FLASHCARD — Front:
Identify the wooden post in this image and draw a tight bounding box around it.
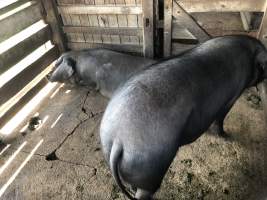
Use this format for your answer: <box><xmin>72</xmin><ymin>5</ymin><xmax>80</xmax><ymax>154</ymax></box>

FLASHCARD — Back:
<box><xmin>142</xmin><ymin>0</ymin><xmax>154</xmax><ymax>58</ymax></box>
<box><xmin>40</xmin><ymin>0</ymin><xmax>67</xmax><ymax>52</ymax></box>
<box><xmin>257</xmin><ymin>1</ymin><xmax>267</xmax><ymax>127</ymax></box>
<box><xmin>164</xmin><ymin>0</ymin><xmax>173</xmax><ymax>57</ymax></box>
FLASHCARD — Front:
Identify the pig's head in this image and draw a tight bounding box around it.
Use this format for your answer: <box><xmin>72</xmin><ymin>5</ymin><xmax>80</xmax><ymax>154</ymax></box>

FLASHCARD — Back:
<box><xmin>249</xmin><ymin>45</ymin><xmax>267</xmax><ymax>87</ymax></box>
<box><xmin>46</xmin><ymin>54</ymin><xmax>77</xmax><ymax>85</ymax></box>
<box><xmin>255</xmin><ymin>49</ymin><xmax>267</xmax><ymax>80</ymax></box>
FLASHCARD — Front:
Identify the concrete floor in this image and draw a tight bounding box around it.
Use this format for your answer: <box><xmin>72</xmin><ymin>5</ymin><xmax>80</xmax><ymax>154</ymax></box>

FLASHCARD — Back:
<box><xmin>0</xmin><ymin>85</ymin><xmax>266</xmax><ymax>200</ymax></box>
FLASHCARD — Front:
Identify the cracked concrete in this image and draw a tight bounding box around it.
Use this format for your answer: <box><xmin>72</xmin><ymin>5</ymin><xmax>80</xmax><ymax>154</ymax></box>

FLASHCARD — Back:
<box><xmin>0</xmin><ymin>86</ymin><xmax>266</xmax><ymax>200</ymax></box>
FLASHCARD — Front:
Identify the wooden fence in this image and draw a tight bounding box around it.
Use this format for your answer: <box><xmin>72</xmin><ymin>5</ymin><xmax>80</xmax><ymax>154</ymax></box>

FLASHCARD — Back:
<box><xmin>0</xmin><ymin>0</ymin><xmax>59</xmax><ymax>128</ymax></box>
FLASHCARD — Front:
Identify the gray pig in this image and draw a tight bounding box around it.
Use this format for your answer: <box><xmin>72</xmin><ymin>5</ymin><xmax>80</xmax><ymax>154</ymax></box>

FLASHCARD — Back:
<box><xmin>46</xmin><ymin>49</ymin><xmax>155</xmax><ymax>98</ymax></box>
<box><xmin>100</xmin><ymin>35</ymin><xmax>267</xmax><ymax>199</ymax></box>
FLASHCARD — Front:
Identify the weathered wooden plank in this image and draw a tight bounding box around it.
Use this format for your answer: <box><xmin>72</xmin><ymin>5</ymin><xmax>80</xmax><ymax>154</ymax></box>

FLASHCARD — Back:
<box><xmin>107</xmin><ymin>14</ymin><xmax>121</xmax><ymax>44</ymax></box>
<box><xmin>68</xmin><ymin>42</ymin><xmax>142</xmax><ymax>53</ymax></box>
<box><xmin>98</xmin><ymin>14</ymin><xmax>112</xmax><ymax>43</ymax></box>
<box><xmin>58</xmin><ymin>5</ymin><xmax>142</xmax><ymax>14</ymax></box>
<box><xmin>0</xmin><ymin>47</ymin><xmax>59</xmax><ymax>108</ymax></box>
<box><xmin>142</xmin><ymin>0</ymin><xmax>154</xmax><ymax>58</ymax></box>
<box><xmin>178</xmin><ymin>0</ymin><xmax>266</xmax><ymax>13</ymax></box>
<box><xmin>240</xmin><ymin>12</ymin><xmax>252</xmax><ymax>31</ymax></box>
<box><xmin>0</xmin><ymin>0</ymin><xmax>30</xmax><ymax>17</ymax></box>
<box><xmin>127</xmin><ymin>14</ymin><xmax>139</xmax><ymax>44</ymax></box>
<box><xmin>164</xmin><ymin>0</ymin><xmax>172</xmax><ymax>57</ymax></box>
<box><xmin>117</xmin><ymin>13</ymin><xmax>131</xmax><ymax>44</ymax></box>
<box><xmin>0</xmin><ymin>2</ymin><xmax>42</xmax><ymax>43</ymax></box>
<box><xmin>79</xmin><ymin>14</ymin><xmax>94</xmax><ymax>42</ymax></box>
<box><xmin>85</xmin><ymin>0</ymin><xmax>96</xmax><ymax>5</ymax></box>
<box><xmin>191</xmin><ymin>12</ymin><xmax>244</xmax><ymax>31</ymax></box>
<box><xmin>172</xmin><ymin>1</ymin><xmax>210</xmax><ymax>43</ymax></box>
<box><xmin>125</xmin><ymin>0</ymin><xmax>136</xmax><ymax>5</ymax></box>
<box><xmin>115</xmin><ymin>0</ymin><xmax>125</xmax><ymax>5</ymax></box>
<box><xmin>257</xmin><ymin>4</ymin><xmax>267</xmax><ymax>127</ymax></box>
<box><xmin>0</xmin><ymin>62</ymin><xmax>54</xmax><ymax>122</ymax></box>
<box><xmin>63</xmin><ymin>26</ymin><xmax>142</xmax><ymax>36</ymax></box>
<box><xmin>41</xmin><ymin>0</ymin><xmax>67</xmax><ymax>52</ymax></box>
<box><xmin>69</xmin><ymin>14</ymin><xmax>85</xmax><ymax>42</ymax></box>
<box><xmin>95</xmin><ymin>0</ymin><xmax>105</xmax><ymax>4</ymax></box>
<box><xmin>0</xmin><ymin>25</ymin><xmax>51</xmax><ymax>75</ymax></box>
<box><xmin>172</xmin><ymin>25</ymin><xmax>198</xmax><ymax>44</ymax></box>
<box><xmin>88</xmin><ymin>14</ymin><xmax>103</xmax><ymax>43</ymax></box>
<box><xmin>0</xmin><ymin>78</ymin><xmax>48</xmax><ymax>126</ymax></box>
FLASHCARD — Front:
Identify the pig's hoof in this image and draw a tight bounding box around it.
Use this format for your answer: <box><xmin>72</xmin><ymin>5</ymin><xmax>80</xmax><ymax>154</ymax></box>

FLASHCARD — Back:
<box><xmin>209</xmin><ymin>126</ymin><xmax>230</xmax><ymax>140</ymax></box>
<box><xmin>218</xmin><ymin>131</ymin><xmax>230</xmax><ymax>139</ymax></box>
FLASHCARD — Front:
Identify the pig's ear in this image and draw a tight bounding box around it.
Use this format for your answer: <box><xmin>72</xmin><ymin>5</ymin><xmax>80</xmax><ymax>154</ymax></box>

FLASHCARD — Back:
<box><xmin>65</xmin><ymin>58</ymin><xmax>76</xmax><ymax>78</ymax></box>
<box><xmin>256</xmin><ymin>50</ymin><xmax>267</xmax><ymax>71</ymax></box>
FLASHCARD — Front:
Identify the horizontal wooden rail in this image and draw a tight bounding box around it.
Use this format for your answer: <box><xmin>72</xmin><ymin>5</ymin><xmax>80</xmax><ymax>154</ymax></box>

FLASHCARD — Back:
<box><xmin>68</xmin><ymin>42</ymin><xmax>142</xmax><ymax>53</ymax></box>
<box><xmin>178</xmin><ymin>0</ymin><xmax>266</xmax><ymax>12</ymax></box>
<box><xmin>0</xmin><ymin>1</ymin><xmax>42</xmax><ymax>43</ymax></box>
<box><xmin>58</xmin><ymin>5</ymin><xmax>143</xmax><ymax>15</ymax></box>
<box><xmin>0</xmin><ymin>25</ymin><xmax>50</xmax><ymax>75</ymax></box>
<box><xmin>0</xmin><ymin>46</ymin><xmax>59</xmax><ymax>108</ymax></box>
<box><xmin>63</xmin><ymin>26</ymin><xmax>143</xmax><ymax>36</ymax></box>
<box><xmin>0</xmin><ymin>0</ymin><xmax>30</xmax><ymax>16</ymax></box>
<box><xmin>0</xmin><ymin>78</ymin><xmax>47</xmax><ymax>127</ymax></box>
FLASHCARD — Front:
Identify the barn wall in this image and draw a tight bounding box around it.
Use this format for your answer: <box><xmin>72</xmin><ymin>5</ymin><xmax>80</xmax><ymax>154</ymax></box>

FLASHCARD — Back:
<box><xmin>51</xmin><ymin>0</ymin><xmax>155</xmax><ymax>57</ymax></box>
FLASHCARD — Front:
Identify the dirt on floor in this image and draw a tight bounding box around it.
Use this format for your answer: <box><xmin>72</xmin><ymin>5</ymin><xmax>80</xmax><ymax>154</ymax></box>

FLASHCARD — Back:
<box><xmin>0</xmin><ymin>85</ymin><xmax>266</xmax><ymax>200</ymax></box>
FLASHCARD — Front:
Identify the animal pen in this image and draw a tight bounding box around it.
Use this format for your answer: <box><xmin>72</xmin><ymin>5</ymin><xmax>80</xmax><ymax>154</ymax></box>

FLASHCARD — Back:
<box><xmin>0</xmin><ymin>0</ymin><xmax>267</xmax><ymax>199</ymax></box>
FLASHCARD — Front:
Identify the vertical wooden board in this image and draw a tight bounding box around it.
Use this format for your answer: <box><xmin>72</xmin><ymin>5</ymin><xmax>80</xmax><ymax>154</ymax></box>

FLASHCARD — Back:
<box><xmin>125</xmin><ymin>0</ymin><xmax>136</xmax><ymax>5</ymax></box>
<box><xmin>41</xmin><ymin>0</ymin><xmax>67</xmax><ymax>52</ymax></box>
<box><xmin>136</xmin><ymin>0</ymin><xmax>141</xmax><ymax>5</ymax></box>
<box><xmin>104</xmin><ymin>0</ymin><xmax>115</xmax><ymax>4</ymax></box>
<box><xmin>137</xmin><ymin>14</ymin><xmax>143</xmax><ymax>44</ymax></box>
<box><xmin>142</xmin><ymin>0</ymin><xmax>154</xmax><ymax>58</ymax></box>
<box><xmin>85</xmin><ymin>0</ymin><xmax>102</xmax><ymax>43</ymax></box>
<box><xmin>137</xmin><ymin>14</ymin><xmax>143</xmax><ymax>27</ymax></box>
<box><xmin>115</xmin><ymin>0</ymin><xmax>125</xmax><ymax>4</ymax></box>
<box><xmin>98</xmin><ymin>14</ymin><xmax>111</xmax><ymax>43</ymax></box>
<box><xmin>127</xmin><ymin>15</ymin><xmax>138</xmax><ymax>27</ymax></box>
<box><xmin>67</xmin><ymin>33</ymin><xmax>78</xmax><ymax>42</ymax></box>
<box><xmin>56</xmin><ymin>0</ymin><xmax>64</xmax><ymax>4</ymax></box>
<box><xmin>84</xmin><ymin>0</ymin><xmax>95</xmax><ymax>4</ymax></box>
<box><xmin>79</xmin><ymin>14</ymin><xmax>90</xmax><ymax>26</ymax></box>
<box><xmin>95</xmin><ymin>0</ymin><xmax>105</xmax><ymax>4</ymax></box>
<box><xmin>117</xmin><ymin>14</ymin><xmax>130</xmax><ymax>44</ymax></box>
<box><xmin>84</xmin><ymin>33</ymin><xmax>94</xmax><ymax>43</ymax></box>
<box><xmin>71</xmin><ymin>15</ymin><xmax>85</xmax><ymax>42</ymax></box>
<box><xmin>164</xmin><ymin>0</ymin><xmax>172</xmax><ymax>57</ymax></box>
<box><xmin>115</xmin><ymin>0</ymin><xmax>128</xmax><ymax>43</ymax></box>
<box><xmin>128</xmin><ymin>14</ymin><xmax>139</xmax><ymax>44</ymax></box>
<box><xmin>108</xmin><ymin>15</ymin><xmax>120</xmax><ymax>44</ymax></box>
<box><xmin>75</xmin><ymin>0</ymin><xmax>85</xmax><ymax>4</ymax></box>
<box><xmin>88</xmin><ymin>15</ymin><xmax>102</xmax><ymax>43</ymax></box>
<box><xmin>70</xmin><ymin>14</ymin><xmax>81</xmax><ymax>26</ymax></box>
<box><xmin>80</xmin><ymin>14</ymin><xmax>94</xmax><ymax>43</ymax></box>
<box><xmin>62</xmin><ymin>14</ymin><xmax>72</xmax><ymax>25</ymax></box>
<box><xmin>61</xmin><ymin>14</ymin><xmax>67</xmax><ymax>25</ymax></box>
